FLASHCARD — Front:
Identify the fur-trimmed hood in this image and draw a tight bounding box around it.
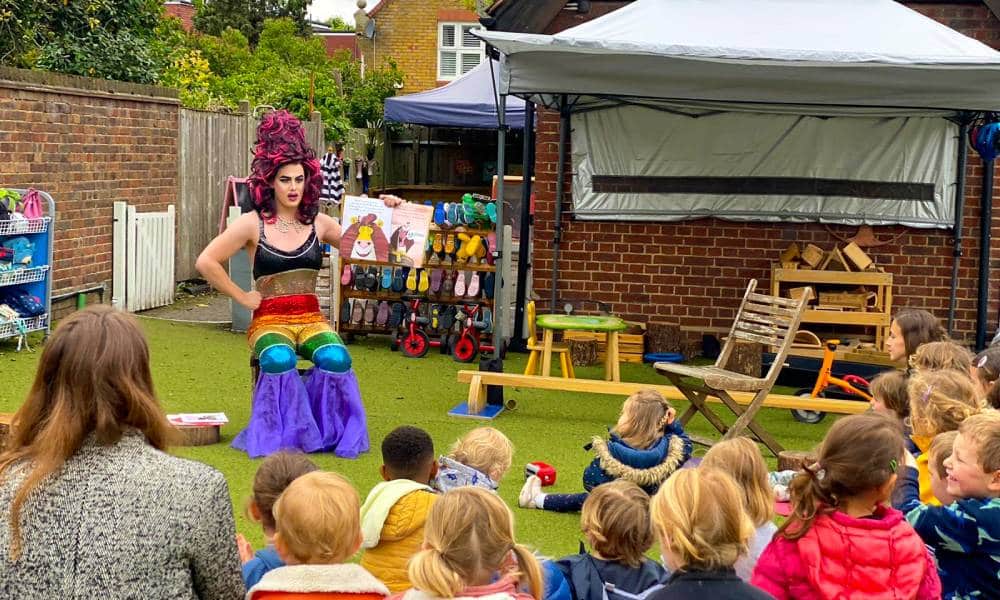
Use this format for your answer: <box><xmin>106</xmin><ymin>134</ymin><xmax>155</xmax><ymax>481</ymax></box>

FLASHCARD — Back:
<box><xmin>588</xmin><ymin>431</ymin><xmax>690</xmax><ymax>488</ymax></box>
<box><xmin>248</xmin><ymin>564</ymin><xmax>389</xmax><ymax>599</ymax></box>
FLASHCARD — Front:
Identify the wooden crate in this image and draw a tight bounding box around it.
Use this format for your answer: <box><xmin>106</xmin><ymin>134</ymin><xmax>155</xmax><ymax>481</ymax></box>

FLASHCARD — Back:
<box><xmin>562</xmin><ymin>330</ymin><xmax>646</xmax><ymax>363</ymax></box>
<box><xmin>818</xmin><ymin>291</ymin><xmax>872</xmax><ymax>311</ymax></box>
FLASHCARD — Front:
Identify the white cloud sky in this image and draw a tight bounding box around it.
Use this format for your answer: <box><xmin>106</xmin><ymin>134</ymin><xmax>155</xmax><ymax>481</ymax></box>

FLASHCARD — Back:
<box><xmin>306</xmin><ymin>0</ymin><xmax>367</xmax><ymax>25</ymax></box>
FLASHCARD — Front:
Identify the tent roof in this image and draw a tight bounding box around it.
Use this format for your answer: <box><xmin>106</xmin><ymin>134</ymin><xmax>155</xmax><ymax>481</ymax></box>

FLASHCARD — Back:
<box><xmin>383</xmin><ymin>59</ymin><xmax>527</xmax><ymax>129</ymax></box>
<box><xmin>478</xmin><ymin>0</ymin><xmax>1000</xmax><ymax>113</ymax></box>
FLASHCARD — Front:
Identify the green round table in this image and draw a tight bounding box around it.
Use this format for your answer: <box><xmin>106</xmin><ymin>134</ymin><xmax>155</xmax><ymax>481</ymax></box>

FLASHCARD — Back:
<box><xmin>535</xmin><ymin>314</ymin><xmax>628</xmax><ymax>381</ymax></box>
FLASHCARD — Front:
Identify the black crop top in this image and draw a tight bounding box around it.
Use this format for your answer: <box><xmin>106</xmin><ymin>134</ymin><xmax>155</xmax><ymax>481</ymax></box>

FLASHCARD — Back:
<box><xmin>253</xmin><ymin>217</ymin><xmax>322</xmax><ymax>279</ymax></box>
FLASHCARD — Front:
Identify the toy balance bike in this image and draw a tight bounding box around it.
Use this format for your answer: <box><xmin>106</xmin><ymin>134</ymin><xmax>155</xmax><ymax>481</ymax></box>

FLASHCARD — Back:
<box><xmin>791</xmin><ymin>339</ymin><xmax>873</xmax><ymax>424</ymax></box>
<box><xmin>393</xmin><ymin>296</ymin><xmax>445</xmax><ymax>358</ymax></box>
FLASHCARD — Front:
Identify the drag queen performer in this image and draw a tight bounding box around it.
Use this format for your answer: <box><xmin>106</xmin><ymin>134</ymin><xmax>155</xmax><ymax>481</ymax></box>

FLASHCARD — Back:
<box><xmin>196</xmin><ymin>110</ymin><xmax>404</xmax><ymax>458</ymax></box>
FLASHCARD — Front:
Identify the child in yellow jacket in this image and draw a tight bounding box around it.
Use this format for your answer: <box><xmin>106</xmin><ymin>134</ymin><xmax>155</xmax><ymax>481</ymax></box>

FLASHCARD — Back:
<box><xmin>361</xmin><ymin>426</ymin><xmax>439</xmax><ymax>592</ymax></box>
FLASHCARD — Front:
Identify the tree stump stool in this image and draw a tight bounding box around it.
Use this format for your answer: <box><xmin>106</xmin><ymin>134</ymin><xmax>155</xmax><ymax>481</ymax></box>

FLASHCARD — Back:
<box><xmin>778</xmin><ymin>450</ymin><xmax>816</xmax><ymax>472</ymax></box>
<box><xmin>174</xmin><ymin>425</ymin><xmax>222</xmax><ymax>446</ymax></box>
<box><xmin>568</xmin><ymin>339</ymin><xmax>599</xmax><ymax>366</ymax></box>
<box><xmin>646</xmin><ymin>322</ymin><xmax>683</xmax><ymax>354</ymax></box>
<box><xmin>723</xmin><ymin>340</ymin><xmax>763</xmax><ymax>377</ymax></box>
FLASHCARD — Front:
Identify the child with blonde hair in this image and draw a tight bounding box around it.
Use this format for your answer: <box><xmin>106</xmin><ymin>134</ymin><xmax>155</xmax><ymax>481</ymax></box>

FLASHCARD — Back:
<box><xmin>752</xmin><ymin>413</ymin><xmax>940</xmax><ymax>599</ymax></box>
<box><xmin>649</xmin><ymin>468</ymin><xmax>772</xmax><ymax>599</ymax></box>
<box><xmin>238</xmin><ymin>452</ymin><xmax>320</xmax><ymax>589</ymax></box>
<box><xmin>896</xmin><ymin>410</ymin><xmax>1000</xmax><ymax>599</ymax></box>
<box><xmin>247</xmin><ymin>471</ymin><xmax>390</xmax><ymax>600</ymax></box>
<box><xmin>971</xmin><ymin>347</ymin><xmax>1000</xmax><ymax>408</ymax></box>
<box><xmin>394</xmin><ymin>486</ymin><xmax>543</xmax><ymax>600</ymax></box>
<box><xmin>549</xmin><ymin>481</ymin><xmax>666</xmax><ymax>600</ymax></box>
<box><xmin>927</xmin><ymin>431</ymin><xmax>959</xmax><ymax>506</ymax></box>
<box><xmin>909</xmin><ymin>340</ymin><xmax>973</xmax><ymax>374</ymax></box>
<box><xmin>701</xmin><ymin>437</ymin><xmax>776</xmax><ymax>582</ymax></box>
<box><xmin>908</xmin><ymin>368</ymin><xmax>981</xmax><ymax>504</ymax></box>
<box><xmin>520</xmin><ymin>389</ymin><xmax>692</xmax><ymax>513</ymax></box>
<box><xmin>434</xmin><ymin>426</ymin><xmax>514</xmax><ymax>493</ymax></box>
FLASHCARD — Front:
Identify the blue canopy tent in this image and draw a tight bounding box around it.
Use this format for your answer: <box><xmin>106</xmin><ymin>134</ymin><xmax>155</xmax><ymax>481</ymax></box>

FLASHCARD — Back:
<box><xmin>384</xmin><ymin>59</ymin><xmax>526</xmax><ymax>129</ymax></box>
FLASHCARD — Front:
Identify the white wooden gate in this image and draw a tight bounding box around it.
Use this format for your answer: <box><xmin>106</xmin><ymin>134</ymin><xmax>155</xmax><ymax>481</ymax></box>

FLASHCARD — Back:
<box><xmin>112</xmin><ymin>202</ymin><xmax>176</xmax><ymax>312</ymax></box>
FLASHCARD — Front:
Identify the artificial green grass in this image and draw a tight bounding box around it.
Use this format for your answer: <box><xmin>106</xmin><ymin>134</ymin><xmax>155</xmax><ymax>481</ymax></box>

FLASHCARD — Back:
<box><xmin>0</xmin><ymin>318</ymin><xmax>836</xmax><ymax>558</ymax></box>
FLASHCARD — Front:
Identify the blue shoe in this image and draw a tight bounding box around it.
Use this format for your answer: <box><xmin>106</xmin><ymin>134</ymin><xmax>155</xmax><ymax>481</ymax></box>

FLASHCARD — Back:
<box><xmin>482</xmin><ymin>272</ymin><xmax>495</xmax><ymax>299</ymax></box>
<box><xmin>485</xmin><ymin>202</ymin><xmax>497</xmax><ymax>223</ymax></box>
<box><xmin>381</xmin><ymin>267</ymin><xmax>392</xmax><ymax>290</ymax></box>
<box><xmin>446</xmin><ymin>202</ymin><xmax>460</xmax><ymax>227</ymax></box>
<box><xmin>433</xmin><ymin>202</ymin><xmax>446</xmax><ymax>226</ymax></box>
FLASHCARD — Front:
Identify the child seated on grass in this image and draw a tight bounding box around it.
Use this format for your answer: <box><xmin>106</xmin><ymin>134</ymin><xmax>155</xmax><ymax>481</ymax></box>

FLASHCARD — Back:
<box><xmin>434</xmin><ymin>426</ymin><xmax>514</xmax><ymax>493</ymax></box>
<box><xmin>701</xmin><ymin>437</ymin><xmax>776</xmax><ymax>582</ymax></box>
<box><xmin>650</xmin><ymin>468</ymin><xmax>773</xmax><ymax>599</ymax></box>
<box><xmin>869</xmin><ymin>370</ymin><xmax>919</xmax><ymax>454</ymax></box>
<box><xmin>752</xmin><ymin>413</ymin><xmax>941</xmax><ymax>599</ymax></box>
<box><xmin>361</xmin><ymin>426</ymin><xmax>439</xmax><ymax>593</ymax></box>
<box><xmin>927</xmin><ymin>431</ymin><xmax>959</xmax><ymax>506</ymax></box>
<box><xmin>237</xmin><ymin>452</ymin><xmax>319</xmax><ymax>589</ymax></box>
<box><xmin>972</xmin><ymin>347</ymin><xmax>1000</xmax><ymax>409</ymax></box>
<box><xmin>394</xmin><ymin>486</ymin><xmax>543</xmax><ymax>600</ymax></box>
<box><xmin>550</xmin><ymin>480</ymin><xmax>666</xmax><ymax>600</ymax></box>
<box><xmin>909</xmin><ymin>341</ymin><xmax>973</xmax><ymax>374</ymax></box>
<box><xmin>520</xmin><ymin>389</ymin><xmax>691</xmax><ymax>513</ymax></box>
<box><xmin>908</xmin><ymin>369</ymin><xmax>981</xmax><ymax>504</ymax></box>
<box><xmin>897</xmin><ymin>411</ymin><xmax>1000</xmax><ymax>599</ymax></box>
<box><xmin>248</xmin><ymin>471</ymin><xmax>390</xmax><ymax>600</ymax></box>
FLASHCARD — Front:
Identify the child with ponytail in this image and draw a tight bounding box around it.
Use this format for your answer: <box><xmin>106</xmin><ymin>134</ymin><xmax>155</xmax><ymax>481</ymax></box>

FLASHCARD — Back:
<box><xmin>971</xmin><ymin>347</ymin><xmax>1000</xmax><ymax>409</ymax></box>
<box><xmin>395</xmin><ymin>486</ymin><xmax>543</xmax><ymax>600</ymax></box>
<box><xmin>520</xmin><ymin>389</ymin><xmax>692</xmax><ymax>513</ymax></box>
<box><xmin>751</xmin><ymin>413</ymin><xmax>941</xmax><ymax>600</ymax></box>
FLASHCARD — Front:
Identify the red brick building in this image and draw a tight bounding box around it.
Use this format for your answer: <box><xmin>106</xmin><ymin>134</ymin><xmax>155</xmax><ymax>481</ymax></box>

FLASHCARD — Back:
<box><xmin>486</xmin><ymin>0</ymin><xmax>1000</xmax><ymax>348</ymax></box>
<box><xmin>163</xmin><ymin>0</ymin><xmax>196</xmax><ymax>31</ymax></box>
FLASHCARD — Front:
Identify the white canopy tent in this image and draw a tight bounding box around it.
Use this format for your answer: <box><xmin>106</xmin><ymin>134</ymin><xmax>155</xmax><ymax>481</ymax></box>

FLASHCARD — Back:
<box><xmin>475</xmin><ymin>0</ymin><xmax>1000</xmax><ymax>343</ymax></box>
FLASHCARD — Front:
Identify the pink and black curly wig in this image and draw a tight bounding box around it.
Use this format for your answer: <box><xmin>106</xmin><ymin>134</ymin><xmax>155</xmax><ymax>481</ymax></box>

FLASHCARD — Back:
<box><xmin>248</xmin><ymin>110</ymin><xmax>322</xmax><ymax>224</ymax></box>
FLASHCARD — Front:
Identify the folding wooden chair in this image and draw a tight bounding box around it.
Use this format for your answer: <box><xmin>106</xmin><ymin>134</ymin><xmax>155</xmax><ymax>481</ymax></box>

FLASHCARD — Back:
<box><xmin>654</xmin><ymin>279</ymin><xmax>811</xmax><ymax>456</ymax></box>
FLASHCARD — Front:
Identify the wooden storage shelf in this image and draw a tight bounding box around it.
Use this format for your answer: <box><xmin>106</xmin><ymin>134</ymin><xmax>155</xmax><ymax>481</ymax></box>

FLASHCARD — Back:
<box><xmin>340</xmin><ymin>258</ymin><xmax>496</xmax><ymax>272</ymax></box>
<box><xmin>770</xmin><ymin>266</ymin><xmax>893</xmax><ymax>355</ymax></box>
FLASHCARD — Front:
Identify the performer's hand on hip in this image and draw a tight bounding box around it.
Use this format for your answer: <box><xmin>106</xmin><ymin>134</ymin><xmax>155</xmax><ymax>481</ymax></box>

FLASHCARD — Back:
<box><xmin>240</xmin><ymin>290</ymin><xmax>262</xmax><ymax>311</ymax></box>
<box><xmin>379</xmin><ymin>194</ymin><xmax>407</xmax><ymax>208</ymax></box>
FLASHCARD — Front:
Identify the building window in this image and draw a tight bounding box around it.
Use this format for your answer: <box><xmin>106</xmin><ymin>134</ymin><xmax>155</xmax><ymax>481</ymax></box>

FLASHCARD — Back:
<box><xmin>438</xmin><ymin>22</ymin><xmax>484</xmax><ymax>80</ymax></box>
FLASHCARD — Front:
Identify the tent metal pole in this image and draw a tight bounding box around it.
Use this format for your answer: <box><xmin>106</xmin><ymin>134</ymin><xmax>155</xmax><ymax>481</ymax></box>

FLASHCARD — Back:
<box><xmin>493</xmin><ymin>94</ymin><xmax>508</xmax><ymax>354</ymax></box>
<box><xmin>977</xmin><ymin>158</ymin><xmax>993</xmax><ymax>350</ymax></box>
<box><xmin>948</xmin><ymin>120</ymin><xmax>970</xmax><ymax>336</ymax></box>
<box><xmin>550</xmin><ymin>95</ymin><xmax>569</xmax><ymax>312</ymax></box>
<box><xmin>382</xmin><ymin>119</ymin><xmax>388</xmax><ymax>192</ymax></box>
<box><xmin>510</xmin><ymin>101</ymin><xmax>536</xmax><ymax>353</ymax></box>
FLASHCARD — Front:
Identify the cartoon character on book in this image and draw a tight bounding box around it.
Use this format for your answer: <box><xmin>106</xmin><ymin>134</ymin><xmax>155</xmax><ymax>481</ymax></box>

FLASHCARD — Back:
<box><xmin>196</xmin><ymin>110</ymin><xmax>405</xmax><ymax>459</ymax></box>
<box><xmin>344</xmin><ymin>214</ymin><xmax>389</xmax><ymax>262</ymax></box>
<box><xmin>389</xmin><ymin>222</ymin><xmax>415</xmax><ymax>265</ymax></box>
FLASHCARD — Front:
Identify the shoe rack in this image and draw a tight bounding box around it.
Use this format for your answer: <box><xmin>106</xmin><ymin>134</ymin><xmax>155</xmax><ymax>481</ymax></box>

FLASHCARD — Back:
<box><xmin>335</xmin><ymin>208</ymin><xmax>498</xmax><ymax>342</ymax></box>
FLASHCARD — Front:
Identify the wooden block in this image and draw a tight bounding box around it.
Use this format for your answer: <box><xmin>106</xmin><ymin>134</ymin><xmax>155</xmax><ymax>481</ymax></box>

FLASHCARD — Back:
<box><xmin>801</xmin><ymin>244</ymin><xmax>824</xmax><ymax>268</ymax></box>
<box><xmin>779</xmin><ymin>242</ymin><xmax>801</xmax><ymax>264</ymax></box>
<box><xmin>646</xmin><ymin>322</ymin><xmax>683</xmax><ymax>354</ymax></box>
<box><xmin>174</xmin><ymin>424</ymin><xmax>221</xmax><ymax>446</ymax></box>
<box><xmin>818</xmin><ymin>246</ymin><xmax>851</xmax><ymax>271</ymax></box>
<box><xmin>568</xmin><ymin>339</ymin><xmax>599</xmax><ymax>366</ymax></box>
<box><xmin>778</xmin><ymin>450</ymin><xmax>816</xmax><ymax>472</ymax></box>
<box><xmin>818</xmin><ymin>291</ymin><xmax>871</xmax><ymax>311</ymax></box>
<box><xmin>787</xmin><ymin>286</ymin><xmax>814</xmax><ymax>302</ymax></box>
<box><xmin>0</xmin><ymin>413</ymin><xmax>11</xmax><ymax>450</ymax></box>
<box><xmin>780</xmin><ymin>261</ymin><xmax>799</xmax><ymax>270</ymax></box>
<box><xmin>842</xmin><ymin>242</ymin><xmax>874</xmax><ymax>271</ymax></box>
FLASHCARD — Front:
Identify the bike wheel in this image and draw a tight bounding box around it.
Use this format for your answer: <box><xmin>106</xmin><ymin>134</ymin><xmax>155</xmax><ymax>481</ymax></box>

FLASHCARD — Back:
<box><xmin>452</xmin><ymin>335</ymin><xmax>479</xmax><ymax>363</ymax></box>
<box><xmin>791</xmin><ymin>388</ymin><xmax>827</xmax><ymax>424</ymax></box>
<box><xmin>401</xmin><ymin>330</ymin><xmax>430</xmax><ymax>358</ymax></box>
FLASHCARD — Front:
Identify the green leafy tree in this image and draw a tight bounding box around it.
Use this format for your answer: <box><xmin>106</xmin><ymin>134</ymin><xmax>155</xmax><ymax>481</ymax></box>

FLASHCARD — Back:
<box><xmin>194</xmin><ymin>0</ymin><xmax>311</xmax><ymax>46</ymax></box>
<box><xmin>2</xmin><ymin>0</ymin><xmax>164</xmax><ymax>83</ymax></box>
<box><xmin>326</xmin><ymin>16</ymin><xmax>353</xmax><ymax>32</ymax></box>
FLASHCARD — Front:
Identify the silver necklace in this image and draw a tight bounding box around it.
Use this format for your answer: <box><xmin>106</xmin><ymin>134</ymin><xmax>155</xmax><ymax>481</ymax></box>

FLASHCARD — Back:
<box><xmin>275</xmin><ymin>215</ymin><xmax>305</xmax><ymax>234</ymax></box>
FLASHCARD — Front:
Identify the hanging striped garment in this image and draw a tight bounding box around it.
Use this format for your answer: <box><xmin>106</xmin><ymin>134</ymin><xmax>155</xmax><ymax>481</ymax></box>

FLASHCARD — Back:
<box><xmin>320</xmin><ymin>152</ymin><xmax>345</xmax><ymax>204</ymax></box>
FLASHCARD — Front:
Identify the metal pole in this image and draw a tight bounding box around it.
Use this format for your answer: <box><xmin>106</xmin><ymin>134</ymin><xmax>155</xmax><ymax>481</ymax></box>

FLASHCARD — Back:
<box><xmin>948</xmin><ymin>119</ymin><xmax>970</xmax><ymax>336</ymax></box>
<box><xmin>550</xmin><ymin>95</ymin><xmax>568</xmax><ymax>312</ymax></box>
<box><xmin>510</xmin><ymin>101</ymin><xmax>536</xmax><ymax>353</ymax></box>
<box><xmin>977</xmin><ymin>158</ymin><xmax>994</xmax><ymax>350</ymax></box>
<box><xmin>493</xmin><ymin>94</ymin><xmax>508</xmax><ymax>354</ymax></box>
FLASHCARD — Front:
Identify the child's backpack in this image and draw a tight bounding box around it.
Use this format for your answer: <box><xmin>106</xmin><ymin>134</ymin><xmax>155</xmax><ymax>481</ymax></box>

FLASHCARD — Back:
<box><xmin>18</xmin><ymin>188</ymin><xmax>43</xmax><ymax>220</ymax></box>
<box><xmin>601</xmin><ymin>583</ymin><xmax>666</xmax><ymax>600</ymax></box>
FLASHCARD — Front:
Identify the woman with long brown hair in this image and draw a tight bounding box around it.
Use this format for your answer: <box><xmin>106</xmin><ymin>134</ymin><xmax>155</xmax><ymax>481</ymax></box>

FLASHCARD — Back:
<box><xmin>0</xmin><ymin>306</ymin><xmax>243</xmax><ymax>599</ymax></box>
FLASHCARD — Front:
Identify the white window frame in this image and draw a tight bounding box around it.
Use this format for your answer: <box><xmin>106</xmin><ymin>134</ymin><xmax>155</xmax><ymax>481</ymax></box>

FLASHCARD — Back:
<box><xmin>437</xmin><ymin>22</ymin><xmax>485</xmax><ymax>81</ymax></box>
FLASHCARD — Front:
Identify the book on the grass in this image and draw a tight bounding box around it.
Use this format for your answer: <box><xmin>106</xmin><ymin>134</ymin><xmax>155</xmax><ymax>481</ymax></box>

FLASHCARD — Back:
<box><xmin>340</xmin><ymin>195</ymin><xmax>433</xmax><ymax>267</ymax></box>
<box><xmin>167</xmin><ymin>413</ymin><xmax>229</xmax><ymax>427</ymax></box>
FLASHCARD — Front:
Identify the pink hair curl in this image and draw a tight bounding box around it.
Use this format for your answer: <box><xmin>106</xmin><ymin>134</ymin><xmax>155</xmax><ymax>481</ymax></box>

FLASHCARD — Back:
<box><xmin>248</xmin><ymin>110</ymin><xmax>322</xmax><ymax>224</ymax></box>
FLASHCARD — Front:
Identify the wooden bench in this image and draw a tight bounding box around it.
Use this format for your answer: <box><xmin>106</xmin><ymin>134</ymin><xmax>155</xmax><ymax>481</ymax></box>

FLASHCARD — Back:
<box><xmin>457</xmin><ymin>370</ymin><xmax>869</xmax><ymax>417</ymax></box>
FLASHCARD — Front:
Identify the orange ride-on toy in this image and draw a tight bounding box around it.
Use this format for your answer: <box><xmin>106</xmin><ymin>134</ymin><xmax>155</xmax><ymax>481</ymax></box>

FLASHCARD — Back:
<box><xmin>449</xmin><ymin>302</ymin><xmax>495</xmax><ymax>363</ymax></box>
<box><xmin>791</xmin><ymin>339</ymin><xmax>873</xmax><ymax>424</ymax></box>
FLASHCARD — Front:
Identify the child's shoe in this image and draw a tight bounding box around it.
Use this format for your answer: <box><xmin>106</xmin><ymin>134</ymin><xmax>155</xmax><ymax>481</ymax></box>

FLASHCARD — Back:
<box><xmin>518</xmin><ymin>475</ymin><xmax>543</xmax><ymax>509</ymax></box>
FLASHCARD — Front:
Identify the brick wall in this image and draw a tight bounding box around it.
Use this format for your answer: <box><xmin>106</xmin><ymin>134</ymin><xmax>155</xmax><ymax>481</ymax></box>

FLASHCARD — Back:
<box><xmin>164</xmin><ymin>1</ymin><xmax>196</xmax><ymax>31</ymax></box>
<box><xmin>357</xmin><ymin>1</ymin><xmax>480</xmax><ymax>93</ymax></box>
<box><xmin>530</xmin><ymin>2</ymin><xmax>1000</xmax><ymax>345</ymax></box>
<box><xmin>0</xmin><ymin>68</ymin><xmax>179</xmax><ymax>317</ymax></box>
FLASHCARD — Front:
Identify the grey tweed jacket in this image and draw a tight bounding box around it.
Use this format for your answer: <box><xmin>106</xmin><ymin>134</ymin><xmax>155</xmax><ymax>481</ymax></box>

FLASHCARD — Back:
<box><xmin>0</xmin><ymin>430</ymin><xmax>244</xmax><ymax>599</ymax></box>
